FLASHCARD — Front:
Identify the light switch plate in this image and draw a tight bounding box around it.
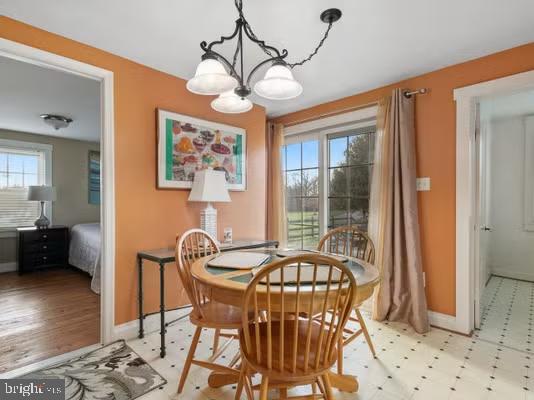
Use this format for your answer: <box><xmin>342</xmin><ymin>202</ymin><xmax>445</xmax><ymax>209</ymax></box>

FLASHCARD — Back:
<box><xmin>416</xmin><ymin>177</ymin><xmax>431</xmax><ymax>191</ymax></box>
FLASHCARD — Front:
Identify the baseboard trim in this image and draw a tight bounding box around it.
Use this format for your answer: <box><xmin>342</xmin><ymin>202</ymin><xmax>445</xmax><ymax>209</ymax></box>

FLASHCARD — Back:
<box><xmin>0</xmin><ymin>262</ymin><xmax>16</xmax><ymax>274</ymax></box>
<box><xmin>113</xmin><ymin>307</ymin><xmax>192</xmax><ymax>341</ymax></box>
<box><xmin>428</xmin><ymin>310</ymin><xmax>461</xmax><ymax>333</ymax></box>
<box><xmin>491</xmin><ymin>267</ymin><xmax>534</xmax><ymax>282</ymax></box>
<box><xmin>113</xmin><ymin>307</ymin><xmax>463</xmax><ymax>341</ymax></box>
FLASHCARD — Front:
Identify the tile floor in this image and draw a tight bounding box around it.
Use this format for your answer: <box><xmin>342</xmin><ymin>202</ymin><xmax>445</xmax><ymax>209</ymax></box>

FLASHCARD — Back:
<box><xmin>128</xmin><ymin>309</ymin><xmax>531</xmax><ymax>400</ymax></box>
<box><xmin>478</xmin><ymin>275</ymin><xmax>533</xmax><ymax>352</ymax></box>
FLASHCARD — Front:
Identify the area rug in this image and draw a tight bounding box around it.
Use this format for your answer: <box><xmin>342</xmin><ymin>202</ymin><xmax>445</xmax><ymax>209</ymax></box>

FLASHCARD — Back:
<box><xmin>21</xmin><ymin>340</ymin><xmax>166</xmax><ymax>400</ymax></box>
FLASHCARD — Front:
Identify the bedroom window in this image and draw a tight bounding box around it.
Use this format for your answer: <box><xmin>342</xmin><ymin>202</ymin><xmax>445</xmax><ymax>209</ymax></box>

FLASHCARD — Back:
<box><xmin>0</xmin><ymin>139</ymin><xmax>52</xmax><ymax>230</ymax></box>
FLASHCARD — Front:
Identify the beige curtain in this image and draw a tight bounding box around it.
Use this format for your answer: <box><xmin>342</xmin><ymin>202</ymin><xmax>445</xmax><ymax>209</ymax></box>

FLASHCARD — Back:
<box><xmin>369</xmin><ymin>89</ymin><xmax>430</xmax><ymax>333</ymax></box>
<box><xmin>266</xmin><ymin>122</ymin><xmax>287</xmax><ymax>246</ymax></box>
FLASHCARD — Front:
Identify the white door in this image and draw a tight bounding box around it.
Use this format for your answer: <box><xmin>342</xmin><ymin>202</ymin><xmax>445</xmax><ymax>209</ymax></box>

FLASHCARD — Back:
<box><xmin>475</xmin><ymin>114</ymin><xmax>493</xmax><ymax>329</ymax></box>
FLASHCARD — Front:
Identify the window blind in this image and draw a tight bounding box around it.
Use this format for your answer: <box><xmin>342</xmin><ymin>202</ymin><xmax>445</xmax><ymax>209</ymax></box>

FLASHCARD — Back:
<box><xmin>0</xmin><ymin>147</ymin><xmax>45</xmax><ymax>229</ymax></box>
<box><xmin>0</xmin><ymin>188</ymin><xmax>39</xmax><ymax>228</ymax></box>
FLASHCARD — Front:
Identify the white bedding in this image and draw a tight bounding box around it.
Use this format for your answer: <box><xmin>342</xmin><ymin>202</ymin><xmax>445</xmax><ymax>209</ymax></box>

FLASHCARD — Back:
<box><xmin>69</xmin><ymin>223</ymin><xmax>101</xmax><ymax>294</ymax></box>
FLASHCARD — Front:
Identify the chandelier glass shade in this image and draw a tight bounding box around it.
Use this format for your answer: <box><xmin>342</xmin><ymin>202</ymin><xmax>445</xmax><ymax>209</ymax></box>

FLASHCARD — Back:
<box><xmin>211</xmin><ymin>90</ymin><xmax>253</xmax><ymax>114</ymax></box>
<box><xmin>253</xmin><ymin>62</ymin><xmax>303</xmax><ymax>100</ymax></box>
<box><xmin>186</xmin><ymin>0</ymin><xmax>341</xmax><ymax>113</ymax></box>
<box><xmin>186</xmin><ymin>58</ymin><xmax>238</xmax><ymax>95</ymax></box>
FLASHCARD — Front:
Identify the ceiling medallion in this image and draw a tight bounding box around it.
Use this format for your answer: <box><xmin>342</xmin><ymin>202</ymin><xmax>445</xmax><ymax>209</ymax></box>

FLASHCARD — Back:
<box><xmin>187</xmin><ymin>0</ymin><xmax>342</xmax><ymax>114</ymax></box>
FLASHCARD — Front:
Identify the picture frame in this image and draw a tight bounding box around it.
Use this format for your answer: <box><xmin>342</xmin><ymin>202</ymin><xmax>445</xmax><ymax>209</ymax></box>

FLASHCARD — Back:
<box><xmin>157</xmin><ymin>109</ymin><xmax>247</xmax><ymax>191</ymax></box>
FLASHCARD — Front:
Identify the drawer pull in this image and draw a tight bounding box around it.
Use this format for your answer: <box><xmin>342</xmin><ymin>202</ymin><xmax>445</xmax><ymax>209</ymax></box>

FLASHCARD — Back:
<box><xmin>42</xmin><ymin>245</ymin><xmax>47</xmax><ymax>250</ymax></box>
<box><xmin>42</xmin><ymin>256</ymin><xmax>47</xmax><ymax>260</ymax></box>
<box><xmin>42</xmin><ymin>234</ymin><xmax>48</xmax><ymax>239</ymax></box>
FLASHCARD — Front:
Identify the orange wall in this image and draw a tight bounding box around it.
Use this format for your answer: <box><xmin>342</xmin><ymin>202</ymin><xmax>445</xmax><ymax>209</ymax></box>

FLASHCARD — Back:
<box><xmin>273</xmin><ymin>42</ymin><xmax>534</xmax><ymax>316</ymax></box>
<box><xmin>0</xmin><ymin>17</ymin><xmax>267</xmax><ymax>325</ymax></box>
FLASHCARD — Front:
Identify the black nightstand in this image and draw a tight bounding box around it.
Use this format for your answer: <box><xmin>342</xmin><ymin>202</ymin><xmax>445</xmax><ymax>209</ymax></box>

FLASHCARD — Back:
<box><xmin>17</xmin><ymin>226</ymin><xmax>69</xmax><ymax>274</ymax></box>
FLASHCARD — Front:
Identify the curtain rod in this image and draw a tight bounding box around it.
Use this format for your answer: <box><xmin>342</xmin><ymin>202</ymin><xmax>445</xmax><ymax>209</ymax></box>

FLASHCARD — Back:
<box><xmin>281</xmin><ymin>88</ymin><xmax>428</xmax><ymax>127</ymax></box>
<box><xmin>404</xmin><ymin>88</ymin><xmax>428</xmax><ymax>98</ymax></box>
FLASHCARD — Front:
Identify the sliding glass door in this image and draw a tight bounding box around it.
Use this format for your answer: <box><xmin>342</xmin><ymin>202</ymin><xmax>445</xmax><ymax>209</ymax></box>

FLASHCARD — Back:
<box><xmin>283</xmin><ymin>124</ymin><xmax>375</xmax><ymax>249</ymax></box>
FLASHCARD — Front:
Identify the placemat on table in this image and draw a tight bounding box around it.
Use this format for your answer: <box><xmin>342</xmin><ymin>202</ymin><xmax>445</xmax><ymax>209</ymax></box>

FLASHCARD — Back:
<box><xmin>208</xmin><ymin>251</ymin><xmax>271</xmax><ymax>269</ymax></box>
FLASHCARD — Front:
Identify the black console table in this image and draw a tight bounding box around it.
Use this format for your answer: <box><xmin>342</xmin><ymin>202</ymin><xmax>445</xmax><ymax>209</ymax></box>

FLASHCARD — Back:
<box><xmin>137</xmin><ymin>239</ymin><xmax>279</xmax><ymax>357</ymax></box>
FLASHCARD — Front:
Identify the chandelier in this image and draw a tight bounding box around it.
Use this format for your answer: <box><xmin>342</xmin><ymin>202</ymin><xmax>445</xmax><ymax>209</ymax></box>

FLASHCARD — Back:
<box><xmin>186</xmin><ymin>0</ymin><xmax>342</xmax><ymax>114</ymax></box>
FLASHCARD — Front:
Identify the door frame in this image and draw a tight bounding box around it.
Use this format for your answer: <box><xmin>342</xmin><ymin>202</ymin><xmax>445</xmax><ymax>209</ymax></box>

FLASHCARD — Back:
<box><xmin>0</xmin><ymin>38</ymin><xmax>116</xmax><ymax>344</ymax></box>
<box><xmin>454</xmin><ymin>69</ymin><xmax>534</xmax><ymax>335</ymax></box>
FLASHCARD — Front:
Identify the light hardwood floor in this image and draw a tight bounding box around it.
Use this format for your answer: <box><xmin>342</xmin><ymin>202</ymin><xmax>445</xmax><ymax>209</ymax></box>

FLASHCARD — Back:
<box><xmin>0</xmin><ymin>268</ymin><xmax>100</xmax><ymax>373</ymax></box>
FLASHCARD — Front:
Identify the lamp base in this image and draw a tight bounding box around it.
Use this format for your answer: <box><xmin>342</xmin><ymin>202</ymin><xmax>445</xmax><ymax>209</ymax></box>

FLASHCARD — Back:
<box><xmin>34</xmin><ymin>201</ymin><xmax>50</xmax><ymax>229</ymax></box>
<box><xmin>200</xmin><ymin>203</ymin><xmax>218</xmax><ymax>242</ymax></box>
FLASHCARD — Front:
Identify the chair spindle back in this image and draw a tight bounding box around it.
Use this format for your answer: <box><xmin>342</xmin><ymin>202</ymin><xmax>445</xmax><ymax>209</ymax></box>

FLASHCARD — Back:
<box><xmin>317</xmin><ymin>225</ymin><xmax>375</xmax><ymax>263</ymax></box>
<box><xmin>241</xmin><ymin>254</ymin><xmax>357</xmax><ymax>374</ymax></box>
<box><xmin>176</xmin><ymin>229</ymin><xmax>220</xmax><ymax>317</ymax></box>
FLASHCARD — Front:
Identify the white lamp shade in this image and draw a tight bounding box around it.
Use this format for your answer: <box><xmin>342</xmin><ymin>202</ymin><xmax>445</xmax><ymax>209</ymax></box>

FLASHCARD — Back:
<box><xmin>27</xmin><ymin>185</ymin><xmax>56</xmax><ymax>202</ymax></box>
<box><xmin>186</xmin><ymin>58</ymin><xmax>238</xmax><ymax>95</ymax></box>
<box><xmin>254</xmin><ymin>63</ymin><xmax>303</xmax><ymax>100</ymax></box>
<box><xmin>188</xmin><ymin>169</ymin><xmax>231</xmax><ymax>203</ymax></box>
<box><xmin>211</xmin><ymin>91</ymin><xmax>253</xmax><ymax>114</ymax></box>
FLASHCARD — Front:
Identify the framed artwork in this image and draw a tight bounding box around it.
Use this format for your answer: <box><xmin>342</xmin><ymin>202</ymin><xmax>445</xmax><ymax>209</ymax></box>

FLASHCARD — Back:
<box><xmin>88</xmin><ymin>150</ymin><xmax>101</xmax><ymax>205</ymax></box>
<box><xmin>157</xmin><ymin>109</ymin><xmax>246</xmax><ymax>191</ymax></box>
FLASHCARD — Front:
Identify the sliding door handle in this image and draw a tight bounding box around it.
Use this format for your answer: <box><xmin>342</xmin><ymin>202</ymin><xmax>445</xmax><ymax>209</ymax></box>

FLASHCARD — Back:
<box><xmin>481</xmin><ymin>226</ymin><xmax>492</xmax><ymax>231</ymax></box>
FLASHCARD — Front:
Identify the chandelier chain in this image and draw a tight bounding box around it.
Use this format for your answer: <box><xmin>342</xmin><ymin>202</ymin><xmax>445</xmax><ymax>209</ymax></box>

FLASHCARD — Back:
<box><xmin>233</xmin><ymin>0</ymin><xmax>332</xmax><ymax>69</ymax></box>
<box><xmin>231</xmin><ymin>30</ymin><xmax>241</xmax><ymax>69</ymax></box>
<box><xmin>286</xmin><ymin>22</ymin><xmax>333</xmax><ymax>68</ymax></box>
<box><xmin>234</xmin><ymin>0</ymin><xmax>275</xmax><ymax>58</ymax></box>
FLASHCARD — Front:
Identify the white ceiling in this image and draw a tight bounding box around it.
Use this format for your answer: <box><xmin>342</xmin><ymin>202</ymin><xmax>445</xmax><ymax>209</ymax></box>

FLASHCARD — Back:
<box><xmin>1</xmin><ymin>0</ymin><xmax>534</xmax><ymax>117</ymax></box>
<box><xmin>0</xmin><ymin>55</ymin><xmax>101</xmax><ymax>142</ymax></box>
<box><xmin>480</xmin><ymin>89</ymin><xmax>534</xmax><ymax>121</ymax></box>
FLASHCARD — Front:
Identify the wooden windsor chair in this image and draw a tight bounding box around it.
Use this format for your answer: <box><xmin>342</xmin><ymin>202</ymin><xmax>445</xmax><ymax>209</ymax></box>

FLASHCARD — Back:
<box><xmin>175</xmin><ymin>228</ymin><xmax>242</xmax><ymax>393</ymax></box>
<box><xmin>317</xmin><ymin>226</ymin><xmax>377</xmax><ymax>375</ymax></box>
<box><xmin>236</xmin><ymin>254</ymin><xmax>357</xmax><ymax>400</ymax></box>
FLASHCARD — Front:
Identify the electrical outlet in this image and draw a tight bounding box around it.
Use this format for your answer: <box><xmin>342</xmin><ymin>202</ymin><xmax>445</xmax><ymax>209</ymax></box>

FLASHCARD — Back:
<box><xmin>416</xmin><ymin>177</ymin><xmax>431</xmax><ymax>191</ymax></box>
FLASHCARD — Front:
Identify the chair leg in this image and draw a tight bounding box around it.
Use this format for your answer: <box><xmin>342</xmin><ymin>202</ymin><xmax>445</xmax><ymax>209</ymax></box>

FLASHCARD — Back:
<box><xmin>279</xmin><ymin>387</ymin><xmax>288</xmax><ymax>399</ymax></box>
<box><xmin>235</xmin><ymin>361</ymin><xmax>246</xmax><ymax>400</ymax></box>
<box><xmin>337</xmin><ymin>335</ymin><xmax>344</xmax><ymax>375</ymax></box>
<box><xmin>244</xmin><ymin>367</ymin><xmax>254</xmax><ymax>400</ymax></box>
<box><xmin>213</xmin><ymin>328</ymin><xmax>221</xmax><ymax>356</ymax></box>
<box><xmin>315</xmin><ymin>378</ymin><xmax>326</xmax><ymax>398</ymax></box>
<box><xmin>259</xmin><ymin>375</ymin><xmax>269</xmax><ymax>400</ymax></box>
<box><xmin>320</xmin><ymin>374</ymin><xmax>334</xmax><ymax>400</ymax></box>
<box><xmin>177</xmin><ymin>325</ymin><xmax>202</xmax><ymax>393</ymax></box>
<box><xmin>355</xmin><ymin>308</ymin><xmax>376</xmax><ymax>357</ymax></box>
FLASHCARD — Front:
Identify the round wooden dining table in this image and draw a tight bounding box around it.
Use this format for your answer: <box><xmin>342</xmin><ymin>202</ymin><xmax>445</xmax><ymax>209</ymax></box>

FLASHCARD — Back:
<box><xmin>190</xmin><ymin>248</ymin><xmax>380</xmax><ymax>393</ymax></box>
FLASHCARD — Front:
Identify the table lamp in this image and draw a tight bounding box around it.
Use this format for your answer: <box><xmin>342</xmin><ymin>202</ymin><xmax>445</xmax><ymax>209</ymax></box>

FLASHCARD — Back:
<box><xmin>188</xmin><ymin>169</ymin><xmax>231</xmax><ymax>241</ymax></box>
<box><xmin>27</xmin><ymin>185</ymin><xmax>57</xmax><ymax>229</ymax></box>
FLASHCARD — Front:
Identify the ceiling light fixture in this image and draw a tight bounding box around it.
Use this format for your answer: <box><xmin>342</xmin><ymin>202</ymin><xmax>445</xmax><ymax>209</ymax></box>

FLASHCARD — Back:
<box><xmin>187</xmin><ymin>0</ymin><xmax>342</xmax><ymax>114</ymax></box>
<box><xmin>211</xmin><ymin>90</ymin><xmax>253</xmax><ymax>114</ymax></box>
<box><xmin>40</xmin><ymin>114</ymin><xmax>73</xmax><ymax>130</ymax></box>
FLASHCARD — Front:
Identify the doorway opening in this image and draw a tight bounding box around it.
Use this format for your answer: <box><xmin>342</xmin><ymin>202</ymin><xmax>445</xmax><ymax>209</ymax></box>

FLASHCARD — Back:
<box><xmin>454</xmin><ymin>69</ymin><xmax>534</xmax><ymax>336</ymax></box>
<box><xmin>0</xmin><ymin>39</ymin><xmax>114</xmax><ymax>375</ymax></box>
<box><xmin>474</xmin><ymin>90</ymin><xmax>534</xmax><ymax>351</ymax></box>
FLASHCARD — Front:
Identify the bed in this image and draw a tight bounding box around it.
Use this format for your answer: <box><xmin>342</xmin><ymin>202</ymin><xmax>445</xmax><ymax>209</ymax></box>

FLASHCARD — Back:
<box><xmin>69</xmin><ymin>223</ymin><xmax>101</xmax><ymax>294</ymax></box>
